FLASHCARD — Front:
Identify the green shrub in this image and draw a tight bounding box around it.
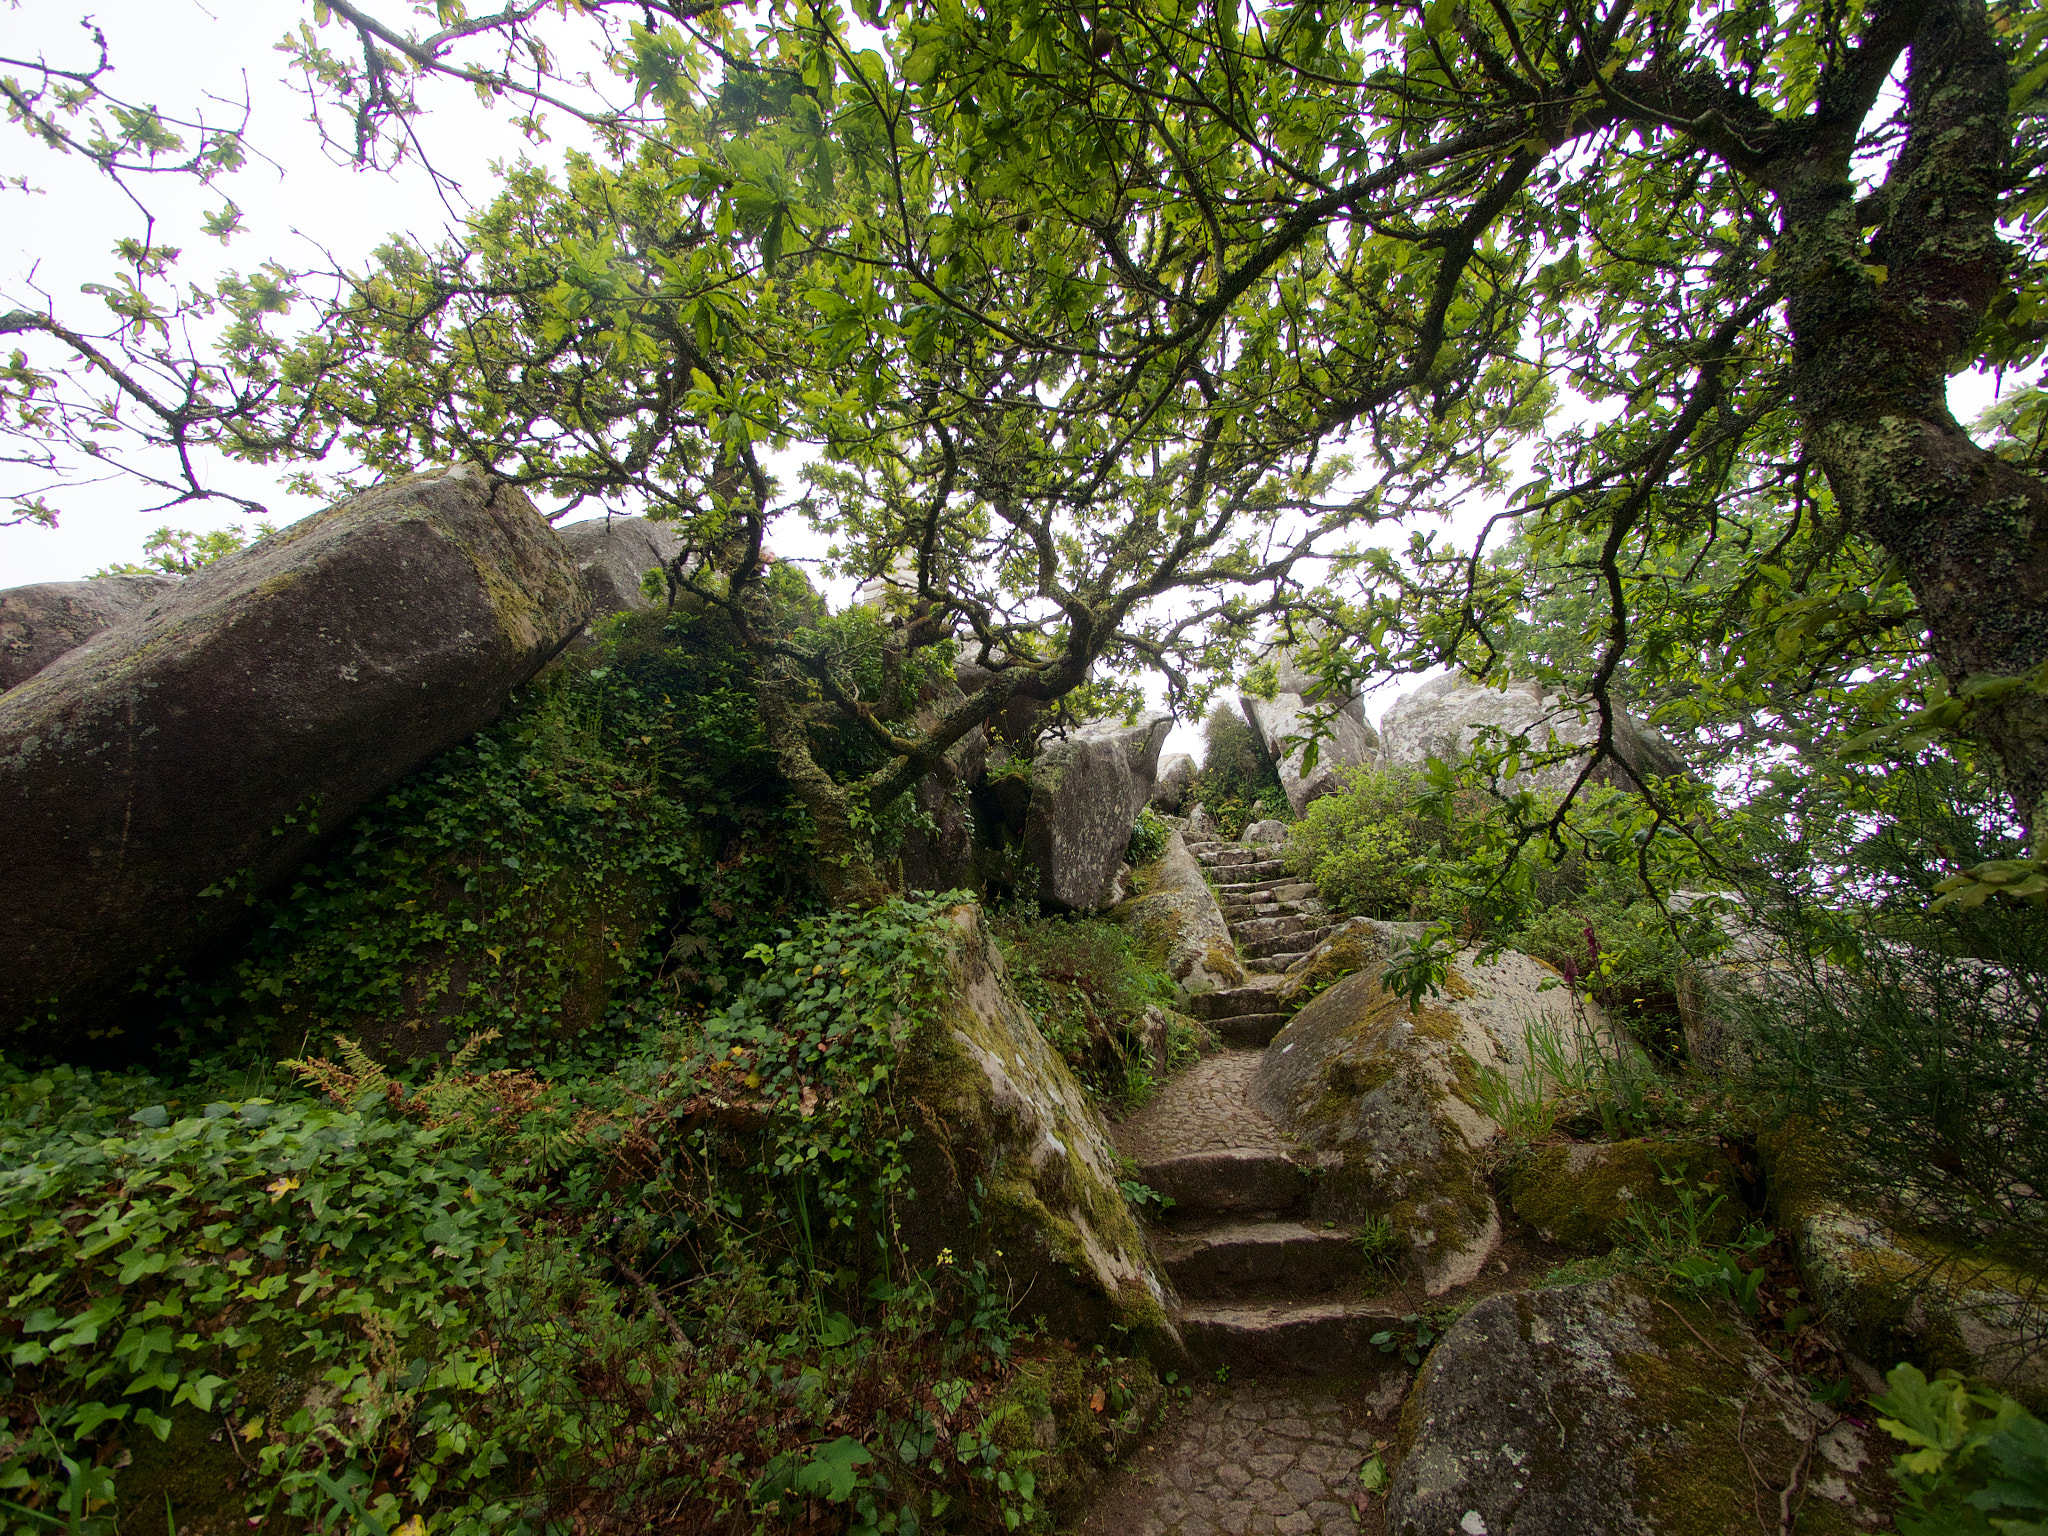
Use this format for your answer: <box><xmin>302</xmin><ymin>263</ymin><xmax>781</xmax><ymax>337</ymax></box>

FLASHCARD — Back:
<box><xmin>0</xmin><ymin>897</ymin><xmax>1124</xmax><ymax>1536</ymax></box>
<box><xmin>147</xmin><ymin>610</ymin><xmax>815</xmax><ymax>1071</ymax></box>
<box><xmin>1736</xmin><ymin>769</ymin><xmax>2048</xmax><ymax>1268</ymax></box>
<box><xmin>1125</xmin><ymin>807</ymin><xmax>1171</xmax><ymax>866</ymax></box>
<box><xmin>1284</xmin><ymin>765</ymin><xmax>1439</xmax><ymax>919</ymax></box>
<box><xmin>992</xmin><ymin>913</ymin><xmax>1174</xmax><ymax>1110</ymax></box>
<box><xmin>1872</xmin><ymin>1364</ymin><xmax>2048</xmax><ymax>1535</ymax></box>
<box><xmin>1509</xmin><ymin>896</ymin><xmax>1709</xmax><ymax>1059</ymax></box>
<box><xmin>1188</xmin><ymin>704</ymin><xmax>1290</xmax><ymax>839</ymax></box>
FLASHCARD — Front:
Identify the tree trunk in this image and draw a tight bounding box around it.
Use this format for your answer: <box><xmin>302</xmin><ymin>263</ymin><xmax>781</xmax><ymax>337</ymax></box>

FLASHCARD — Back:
<box><xmin>1784</xmin><ymin>0</ymin><xmax>2048</xmax><ymax>845</ymax></box>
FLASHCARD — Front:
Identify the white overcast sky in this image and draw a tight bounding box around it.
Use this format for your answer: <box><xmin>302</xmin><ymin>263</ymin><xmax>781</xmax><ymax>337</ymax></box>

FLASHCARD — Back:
<box><xmin>0</xmin><ymin>1</ymin><xmax>2014</xmax><ymax>751</ymax></box>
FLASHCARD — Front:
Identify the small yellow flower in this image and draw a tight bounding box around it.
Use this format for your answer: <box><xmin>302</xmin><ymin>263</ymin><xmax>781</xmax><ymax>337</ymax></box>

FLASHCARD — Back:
<box><xmin>935</xmin><ymin>1247</ymin><xmax>955</xmax><ymax>1267</ymax></box>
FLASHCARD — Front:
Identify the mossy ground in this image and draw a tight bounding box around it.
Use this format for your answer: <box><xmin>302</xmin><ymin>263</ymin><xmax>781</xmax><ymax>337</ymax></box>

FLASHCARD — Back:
<box><xmin>1506</xmin><ymin>1138</ymin><xmax>1745</xmax><ymax>1252</ymax></box>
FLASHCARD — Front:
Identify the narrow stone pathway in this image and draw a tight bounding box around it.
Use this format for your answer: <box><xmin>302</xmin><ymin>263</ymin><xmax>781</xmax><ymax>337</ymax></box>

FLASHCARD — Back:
<box><xmin>1071</xmin><ymin>1377</ymin><xmax>1403</xmax><ymax>1536</ymax></box>
<box><xmin>1100</xmin><ymin>826</ymin><xmax>1410</xmax><ymax>1533</ymax></box>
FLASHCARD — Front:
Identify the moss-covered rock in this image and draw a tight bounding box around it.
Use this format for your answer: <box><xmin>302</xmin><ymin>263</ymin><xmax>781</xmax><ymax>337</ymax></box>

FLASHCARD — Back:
<box><xmin>1273</xmin><ymin>916</ymin><xmax>1418</xmax><ymax>1007</ymax></box>
<box><xmin>1388</xmin><ymin>1276</ymin><xmax>1882</xmax><ymax>1534</ymax></box>
<box><xmin>1253</xmin><ymin>921</ymin><xmax>1615</xmax><ymax>1293</ymax></box>
<box><xmin>1</xmin><ymin>464</ymin><xmax>589</xmax><ymax>1054</ymax></box>
<box><xmin>896</xmin><ymin>905</ymin><xmax>1179</xmax><ymax>1359</ymax></box>
<box><xmin>1506</xmin><ymin>1138</ymin><xmax>1747</xmax><ymax>1251</ymax></box>
<box><xmin>1113</xmin><ymin>829</ymin><xmax>1243</xmax><ymax>996</ymax></box>
<box><xmin>1762</xmin><ymin>1123</ymin><xmax>2048</xmax><ymax>1409</ymax></box>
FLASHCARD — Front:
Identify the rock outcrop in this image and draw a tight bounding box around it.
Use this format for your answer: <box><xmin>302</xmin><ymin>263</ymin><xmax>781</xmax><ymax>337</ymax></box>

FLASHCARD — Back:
<box><xmin>555</xmin><ymin>514</ymin><xmax>683</xmax><ymax>625</ymax></box>
<box><xmin>1378</xmin><ymin>669</ymin><xmax>1687</xmax><ymax>799</ymax></box>
<box><xmin>1389</xmin><ymin>1277</ymin><xmax>1881</xmax><ymax>1533</ymax></box>
<box><xmin>899</xmin><ymin>905</ymin><xmax>1178</xmax><ymax>1350</ymax></box>
<box><xmin>1240</xmin><ymin>692</ymin><xmax>1380</xmax><ymax>815</ymax></box>
<box><xmin>1114</xmin><ymin>830</ymin><xmax>1245</xmax><ymax>997</ymax></box>
<box><xmin>1025</xmin><ymin>712</ymin><xmax>1172</xmax><ymax>911</ymax></box>
<box><xmin>1149</xmin><ymin>750</ymin><xmax>1196</xmax><ymax>813</ymax></box>
<box><xmin>0</xmin><ymin>466</ymin><xmax>589</xmax><ymax>1051</ymax></box>
<box><xmin>1252</xmin><ymin>920</ymin><xmax>1610</xmax><ymax>1292</ymax></box>
<box><xmin>0</xmin><ymin>573</ymin><xmax>178</xmax><ymax>691</ymax></box>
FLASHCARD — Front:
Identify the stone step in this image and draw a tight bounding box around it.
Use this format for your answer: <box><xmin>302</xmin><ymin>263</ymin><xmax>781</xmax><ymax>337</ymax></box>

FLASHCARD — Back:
<box><xmin>1221</xmin><ymin>893</ymin><xmax>1316</xmax><ymax>914</ymax></box>
<box><xmin>1248</xmin><ymin>951</ymin><xmax>1313</xmax><ymax>975</ymax></box>
<box><xmin>1196</xmin><ymin>846</ymin><xmax>1264</xmax><ymax>868</ymax></box>
<box><xmin>1185</xmin><ymin>983</ymin><xmax>1290</xmax><ymax>1021</ymax></box>
<box><xmin>1241</xmin><ymin>925</ymin><xmax>1334</xmax><ymax>959</ymax></box>
<box><xmin>1210</xmin><ymin>858</ymin><xmax>1290</xmax><ymax>882</ymax></box>
<box><xmin>1213</xmin><ymin>875</ymin><xmax>1312</xmax><ymax>899</ymax></box>
<box><xmin>1231</xmin><ymin>914</ymin><xmax>1306</xmax><ymax>945</ymax></box>
<box><xmin>1214</xmin><ymin>1011</ymin><xmax>1293</xmax><ymax>1048</ymax></box>
<box><xmin>1139</xmin><ymin>1148</ymin><xmax>1314</xmax><ymax>1216</ymax></box>
<box><xmin>1176</xmin><ymin>1300</ymin><xmax>1408</xmax><ymax>1375</ymax></box>
<box><xmin>1153</xmin><ymin>1219</ymin><xmax>1363</xmax><ymax>1300</ymax></box>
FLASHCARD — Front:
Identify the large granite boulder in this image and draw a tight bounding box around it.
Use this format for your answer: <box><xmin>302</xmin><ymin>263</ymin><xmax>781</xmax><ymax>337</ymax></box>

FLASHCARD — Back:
<box><xmin>1388</xmin><ymin>1277</ymin><xmax>1881</xmax><ymax>1534</ymax></box>
<box><xmin>1241</xmin><ymin>691</ymin><xmax>1380</xmax><ymax>815</ymax></box>
<box><xmin>1379</xmin><ymin>669</ymin><xmax>1687</xmax><ymax>799</ymax></box>
<box><xmin>1025</xmin><ymin>712</ymin><xmax>1172</xmax><ymax>911</ymax></box>
<box><xmin>1254</xmin><ymin>920</ymin><xmax>1611</xmax><ymax>1292</ymax></box>
<box><xmin>555</xmin><ymin>514</ymin><xmax>683</xmax><ymax>625</ymax></box>
<box><xmin>1149</xmin><ymin>750</ymin><xmax>1196</xmax><ymax>812</ymax></box>
<box><xmin>0</xmin><ymin>573</ymin><xmax>178</xmax><ymax>692</ymax></box>
<box><xmin>1113</xmin><ymin>829</ymin><xmax>1244</xmax><ymax>997</ymax></box>
<box><xmin>899</xmin><ymin>905</ymin><xmax>1179</xmax><ymax>1350</ymax></box>
<box><xmin>0</xmin><ymin>466</ymin><xmax>589</xmax><ymax>1052</ymax></box>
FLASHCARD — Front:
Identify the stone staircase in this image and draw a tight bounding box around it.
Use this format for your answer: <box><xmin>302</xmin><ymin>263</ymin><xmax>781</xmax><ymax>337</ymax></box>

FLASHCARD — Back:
<box><xmin>1182</xmin><ymin>837</ymin><xmax>1336</xmax><ymax>975</ymax></box>
<box><xmin>1113</xmin><ymin>827</ymin><xmax>1403</xmax><ymax>1376</ymax></box>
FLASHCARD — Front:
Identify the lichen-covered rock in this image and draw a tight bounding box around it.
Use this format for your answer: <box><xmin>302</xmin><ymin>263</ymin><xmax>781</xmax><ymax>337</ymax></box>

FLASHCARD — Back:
<box><xmin>1253</xmin><ymin>921</ymin><xmax>1611</xmax><ymax>1292</ymax></box>
<box><xmin>1505</xmin><ymin>1138</ymin><xmax>1747</xmax><ymax>1252</ymax></box>
<box><xmin>1389</xmin><ymin>1277</ymin><xmax>1879</xmax><ymax>1535</ymax></box>
<box><xmin>1764</xmin><ymin>1125</ymin><xmax>2048</xmax><ymax>1409</ymax></box>
<box><xmin>1241</xmin><ymin>818</ymin><xmax>1289</xmax><ymax>846</ymax></box>
<box><xmin>0</xmin><ymin>466</ymin><xmax>589</xmax><ymax>1051</ymax></box>
<box><xmin>1378</xmin><ymin>669</ymin><xmax>1687</xmax><ymax>799</ymax></box>
<box><xmin>1150</xmin><ymin>750</ymin><xmax>1196</xmax><ymax>812</ymax></box>
<box><xmin>555</xmin><ymin>514</ymin><xmax>683</xmax><ymax>625</ymax></box>
<box><xmin>1240</xmin><ymin>691</ymin><xmax>1380</xmax><ymax>814</ymax></box>
<box><xmin>1025</xmin><ymin>712</ymin><xmax>1172</xmax><ymax>911</ymax></box>
<box><xmin>898</xmin><ymin>906</ymin><xmax>1179</xmax><ymax>1353</ymax></box>
<box><xmin>1114</xmin><ymin>830</ymin><xmax>1244</xmax><ymax>996</ymax></box>
<box><xmin>0</xmin><ymin>573</ymin><xmax>180</xmax><ymax>692</ymax></box>
<box><xmin>1274</xmin><ymin>916</ymin><xmax>1422</xmax><ymax>1007</ymax></box>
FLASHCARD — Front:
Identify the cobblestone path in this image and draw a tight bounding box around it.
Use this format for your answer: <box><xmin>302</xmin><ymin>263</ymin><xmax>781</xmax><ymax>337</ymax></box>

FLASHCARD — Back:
<box><xmin>1071</xmin><ymin>1377</ymin><xmax>1404</xmax><ymax>1536</ymax></box>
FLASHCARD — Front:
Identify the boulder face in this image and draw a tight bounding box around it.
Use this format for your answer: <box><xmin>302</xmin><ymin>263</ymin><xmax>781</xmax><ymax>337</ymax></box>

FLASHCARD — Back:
<box><xmin>555</xmin><ymin>515</ymin><xmax>682</xmax><ymax>626</ymax></box>
<box><xmin>1025</xmin><ymin>712</ymin><xmax>1172</xmax><ymax>911</ymax></box>
<box><xmin>1240</xmin><ymin>692</ymin><xmax>1379</xmax><ymax>815</ymax></box>
<box><xmin>898</xmin><ymin>905</ymin><xmax>1177</xmax><ymax>1349</ymax></box>
<box><xmin>1113</xmin><ymin>829</ymin><xmax>1245</xmax><ymax>997</ymax></box>
<box><xmin>0</xmin><ymin>466</ymin><xmax>590</xmax><ymax>1052</ymax></box>
<box><xmin>1149</xmin><ymin>750</ymin><xmax>1196</xmax><ymax>813</ymax></box>
<box><xmin>1389</xmin><ymin>1277</ymin><xmax>1881</xmax><ymax>1535</ymax></box>
<box><xmin>1253</xmin><ymin>920</ymin><xmax>1610</xmax><ymax>1292</ymax></box>
<box><xmin>0</xmin><ymin>573</ymin><xmax>179</xmax><ymax>692</ymax></box>
<box><xmin>1378</xmin><ymin>669</ymin><xmax>1687</xmax><ymax>799</ymax></box>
